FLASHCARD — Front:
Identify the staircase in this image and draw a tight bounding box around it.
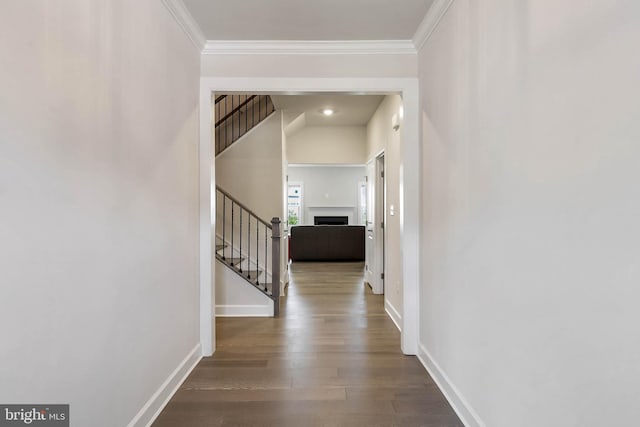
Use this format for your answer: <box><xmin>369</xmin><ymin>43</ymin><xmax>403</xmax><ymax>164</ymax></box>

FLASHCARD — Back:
<box><xmin>215</xmin><ymin>186</ymin><xmax>281</xmax><ymax>316</ymax></box>
<box><xmin>215</xmin><ymin>94</ymin><xmax>275</xmax><ymax>156</ymax></box>
<box><xmin>214</xmin><ymin>94</ymin><xmax>281</xmax><ymax>316</ymax></box>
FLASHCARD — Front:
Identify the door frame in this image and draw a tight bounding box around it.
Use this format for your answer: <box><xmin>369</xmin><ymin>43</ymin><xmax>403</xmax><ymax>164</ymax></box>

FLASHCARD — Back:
<box><xmin>375</xmin><ymin>152</ymin><xmax>386</xmax><ymax>295</ymax></box>
<box><xmin>366</xmin><ymin>150</ymin><xmax>386</xmax><ymax>295</ymax></box>
<box><xmin>199</xmin><ymin>77</ymin><xmax>420</xmax><ymax>356</ymax></box>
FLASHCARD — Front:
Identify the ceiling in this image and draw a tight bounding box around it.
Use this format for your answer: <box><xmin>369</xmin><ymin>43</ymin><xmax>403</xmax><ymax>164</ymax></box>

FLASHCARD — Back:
<box><xmin>182</xmin><ymin>0</ymin><xmax>434</xmax><ymax>41</ymax></box>
<box><xmin>272</xmin><ymin>94</ymin><xmax>384</xmax><ymax>127</ymax></box>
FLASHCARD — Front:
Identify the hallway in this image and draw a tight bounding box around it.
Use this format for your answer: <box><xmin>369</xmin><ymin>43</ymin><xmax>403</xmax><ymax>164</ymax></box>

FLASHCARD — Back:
<box><xmin>154</xmin><ymin>262</ymin><xmax>462</xmax><ymax>426</ymax></box>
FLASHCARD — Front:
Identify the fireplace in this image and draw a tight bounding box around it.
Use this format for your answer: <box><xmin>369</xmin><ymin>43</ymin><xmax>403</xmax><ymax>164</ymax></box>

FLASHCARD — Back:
<box><xmin>314</xmin><ymin>215</ymin><xmax>348</xmax><ymax>225</ymax></box>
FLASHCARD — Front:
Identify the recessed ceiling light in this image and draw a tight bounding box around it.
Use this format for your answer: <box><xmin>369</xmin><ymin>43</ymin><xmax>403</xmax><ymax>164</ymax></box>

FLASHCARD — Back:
<box><xmin>322</xmin><ymin>108</ymin><xmax>334</xmax><ymax>116</ymax></box>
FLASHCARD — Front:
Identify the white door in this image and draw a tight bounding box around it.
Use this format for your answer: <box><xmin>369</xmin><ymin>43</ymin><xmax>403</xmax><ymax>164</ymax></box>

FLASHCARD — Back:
<box><xmin>365</xmin><ymin>154</ymin><xmax>385</xmax><ymax>294</ymax></box>
<box><xmin>365</xmin><ymin>160</ymin><xmax>376</xmax><ymax>288</ymax></box>
<box><xmin>374</xmin><ymin>154</ymin><xmax>385</xmax><ymax>295</ymax></box>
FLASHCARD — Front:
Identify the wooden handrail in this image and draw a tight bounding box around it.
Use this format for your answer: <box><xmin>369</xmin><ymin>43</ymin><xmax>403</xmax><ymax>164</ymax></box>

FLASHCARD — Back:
<box><xmin>216</xmin><ymin>186</ymin><xmax>272</xmax><ymax>229</ymax></box>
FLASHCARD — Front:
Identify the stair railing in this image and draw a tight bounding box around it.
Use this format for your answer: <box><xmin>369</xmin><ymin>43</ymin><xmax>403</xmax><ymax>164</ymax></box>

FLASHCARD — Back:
<box><xmin>215</xmin><ymin>186</ymin><xmax>281</xmax><ymax>316</ymax></box>
<box><xmin>214</xmin><ymin>94</ymin><xmax>276</xmax><ymax>156</ymax></box>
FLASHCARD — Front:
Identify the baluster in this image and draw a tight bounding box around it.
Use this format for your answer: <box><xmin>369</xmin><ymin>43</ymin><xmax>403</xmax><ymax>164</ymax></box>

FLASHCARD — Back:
<box><xmin>244</xmin><ymin>95</ymin><xmax>248</xmax><ymax>137</ymax></box>
<box><xmin>222</xmin><ymin>194</ymin><xmax>226</xmax><ymax>260</ymax></box>
<box><xmin>232</xmin><ymin>96</ymin><xmax>236</xmax><ymax>148</ymax></box>
<box><xmin>271</xmin><ymin>218</ymin><xmax>281</xmax><ymax>316</ymax></box>
<box><xmin>217</xmin><ymin>107</ymin><xmax>220</xmax><ymax>154</ymax></box>
<box><xmin>265</xmin><ymin>225</ymin><xmax>268</xmax><ymax>292</ymax></box>
<box><xmin>256</xmin><ymin>217</ymin><xmax>260</xmax><ymax>286</ymax></box>
<box><xmin>259</xmin><ymin>95</ymin><xmax>263</xmax><ymax>121</ymax></box>
<box><xmin>221</xmin><ymin>97</ymin><xmax>225</xmax><ymax>152</ymax></box>
<box><xmin>230</xmin><ymin>201</ymin><xmax>234</xmax><ymax>266</ymax></box>
<box><xmin>239</xmin><ymin>208</ymin><xmax>243</xmax><ymax>272</ymax></box>
<box><xmin>247</xmin><ymin>215</ymin><xmax>251</xmax><ymax>279</ymax></box>
<box><xmin>224</xmin><ymin>97</ymin><xmax>228</xmax><ymax>150</ymax></box>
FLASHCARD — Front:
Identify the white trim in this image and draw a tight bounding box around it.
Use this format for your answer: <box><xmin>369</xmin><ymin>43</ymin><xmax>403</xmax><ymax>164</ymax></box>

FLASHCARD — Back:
<box><xmin>412</xmin><ymin>0</ymin><xmax>455</xmax><ymax>51</ymax></box>
<box><xmin>417</xmin><ymin>343</ymin><xmax>486</xmax><ymax>427</ymax></box>
<box><xmin>288</xmin><ymin>163</ymin><xmax>366</xmax><ymax>168</ymax></box>
<box><xmin>127</xmin><ymin>343</ymin><xmax>202</xmax><ymax>427</ymax></box>
<box><xmin>306</xmin><ymin>205</ymin><xmax>357</xmax><ymax>209</ymax></box>
<box><xmin>199</xmin><ymin>81</ymin><xmax>215</xmax><ymax>356</ymax></box>
<box><xmin>200</xmin><ymin>77</ymin><xmax>420</xmax><ymax>356</ymax></box>
<box><xmin>161</xmin><ymin>0</ymin><xmax>206</xmax><ymax>51</ymax></box>
<box><xmin>384</xmin><ymin>299</ymin><xmax>402</xmax><ymax>332</ymax></box>
<box><xmin>370</xmin><ymin>148</ymin><xmax>386</xmax><ymax>160</ymax></box>
<box><xmin>203</xmin><ymin>40</ymin><xmax>416</xmax><ymax>55</ymax></box>
<box><xmin>216</xmin><ymin>304</ymin><xmax>274</xmax><ymax>317</ymax></box>
<box><xmin>371</xmin><ymin>152</ymin><xmax>386</xmax><ymax>295</ymax></box>
<box><xmin>399</xmin><ymin>83</ymin><xmax>420</xmax><ymax>355</ymax></box>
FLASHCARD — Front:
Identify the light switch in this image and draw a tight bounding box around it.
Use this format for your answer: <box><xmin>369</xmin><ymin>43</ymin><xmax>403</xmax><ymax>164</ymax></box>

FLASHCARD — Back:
<box><xmin>390</xmin><ymin>205</ymin><xmax>395</xmax><ymax>216</ymax></box>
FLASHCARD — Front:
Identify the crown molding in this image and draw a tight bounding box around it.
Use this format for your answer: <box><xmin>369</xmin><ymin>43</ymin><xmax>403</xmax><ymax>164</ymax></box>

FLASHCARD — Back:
<box><xmin>412</xmin><ymin>0</ymin><xmax>455</xmax><ymax>51</ymax></box>
<box><xmin>162</xmin><ymin>0</ymin><xmax>452</xmax><ymax>55</ymax></box>
<box><xmin>161</xmin><ymin>0</ymin><xmax>206</xmax><ymax>51</ymax></box>
<box><xmin>202</xmin><ymin>40</ymin><xmax>417</xmax><ymax>55</ymax></box>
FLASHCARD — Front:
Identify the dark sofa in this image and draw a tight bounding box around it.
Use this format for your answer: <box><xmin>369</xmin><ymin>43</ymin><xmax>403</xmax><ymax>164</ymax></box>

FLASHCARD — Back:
<box><xmin>289</xmin><ymin>225</ymin><xmax>365</xmax><ymax>262</ymax></box>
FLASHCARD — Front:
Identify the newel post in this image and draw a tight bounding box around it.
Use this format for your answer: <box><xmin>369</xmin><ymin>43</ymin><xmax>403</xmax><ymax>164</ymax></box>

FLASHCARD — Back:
<box><xmin>270</xmin><ymin>217</ymin><xmax>281</xmax><ymax>316</ymax></box>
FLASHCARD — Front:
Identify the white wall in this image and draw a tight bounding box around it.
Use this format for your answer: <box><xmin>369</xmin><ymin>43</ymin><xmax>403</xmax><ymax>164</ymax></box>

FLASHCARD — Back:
<box><xmin>202</xmin><ymin>53</ymin><xmax>417</xmax><ymax>78</ymax></box>
<box><xmin>287</xmin><ymin>126</ymin><xmax>366</xmax><ymax>164</ymax></box>
<box><xmin>0</xmin><ymin>2</ymin><xmax>200</xmax><ymax>426</ymax></box>
<box><xmin>418</xmin><ymin>1</ymin><xmax>640</xmax><ymax>426</ymax></box>
<box><xmin>366</xmin><ymin>95</ymin><xmax>404</xmax><ymax>327</ymax></box>
<box><xmin>216</xmin><ymin>112</ymin><xmax>284</xmax><ymax>222</ymax></box>
<box><xmin>288</xmin><ymin>165</ymin><xmax>366</xmax><ymax>225</ymax></box>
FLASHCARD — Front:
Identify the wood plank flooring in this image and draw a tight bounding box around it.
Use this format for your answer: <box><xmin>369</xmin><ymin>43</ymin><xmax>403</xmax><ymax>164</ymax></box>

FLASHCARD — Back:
<box><xmin>153</xmin><ymin>262</ymin><xmax>462</xmax><ymax>427</ymax></box>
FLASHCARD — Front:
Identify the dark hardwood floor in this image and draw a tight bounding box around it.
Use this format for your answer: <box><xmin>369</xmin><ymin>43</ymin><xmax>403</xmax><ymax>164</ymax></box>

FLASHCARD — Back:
<box><xmin>153</xmin><ymin>262</ymin><xmax>462</xmax><ymax>427</ymax></box>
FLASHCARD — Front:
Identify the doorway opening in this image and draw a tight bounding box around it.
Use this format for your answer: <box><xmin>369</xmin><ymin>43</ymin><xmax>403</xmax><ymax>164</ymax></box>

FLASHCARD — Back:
<box><xmin>199</xmin><ymin>77</ymin><xmax>420</xmax><ymax>357</ymax></box>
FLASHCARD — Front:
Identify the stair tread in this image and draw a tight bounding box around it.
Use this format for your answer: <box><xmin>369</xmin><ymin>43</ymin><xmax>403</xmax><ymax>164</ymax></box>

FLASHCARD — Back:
<box><xmin>238</xmin><ymin>269</ymin><xmax>263</xmax><ymax>277</ymax></box>
<box><xmin>221</xmin><ymin>257</ymin><xmax>245</xmax><ymax>266</ymax></box>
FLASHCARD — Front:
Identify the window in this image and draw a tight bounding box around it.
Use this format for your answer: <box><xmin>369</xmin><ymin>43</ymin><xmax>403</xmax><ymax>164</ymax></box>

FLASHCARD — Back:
<box><xmin>287</xmin><ymin>183</ymin><xmax>303</xmax><ymax>226</ymax></box>
<box><xmin>359</xmin><ymin>181</ymin><xmax>367</xmax><ymax>225</ymax></box>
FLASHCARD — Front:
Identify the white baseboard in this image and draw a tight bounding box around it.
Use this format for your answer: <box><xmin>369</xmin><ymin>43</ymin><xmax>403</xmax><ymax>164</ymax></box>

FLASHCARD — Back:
<box><xmin>127</xmin><ymin>343</ymin><xmax>202</xmax><ymax>427</ymax></box>
<box><xmin>216</xmin><ymin>304</ymin><xmax>273</xmax><ymax>317</ymax></box>
<box><xmin>384</xmin><ymin>299</ymin><xmax>402</xmax><ymax>332</ymax></box>
<box><xmin>417</xmin><ymin>343</ymin><xmax>485</xmax><ymax>427</ymax></box>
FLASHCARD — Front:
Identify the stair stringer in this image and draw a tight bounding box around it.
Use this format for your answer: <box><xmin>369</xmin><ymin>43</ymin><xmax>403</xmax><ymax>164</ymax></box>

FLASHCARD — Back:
<box><xmin>216</xmin><ymin>235</ymin><xmax>273</xmax><ymax>287</ymax></box>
